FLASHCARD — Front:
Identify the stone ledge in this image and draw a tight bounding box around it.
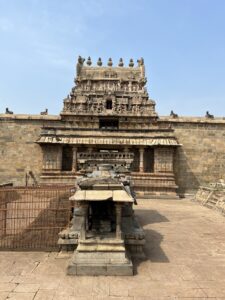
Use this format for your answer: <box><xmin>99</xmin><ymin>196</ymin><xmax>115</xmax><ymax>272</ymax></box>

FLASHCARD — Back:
<box><xmin>159</xmin><ymin>116</ymin><xmax>225</xmax><ymax>124</ymax></box>
<box><xmin>0</xmin><ymin>114</ymin><xmax>60</xmax><ymax>121</ymax></box>
<box><xmin>1</xmin><ymin>114</ymin><xmax>225</xmax><ymax>124</ymax></box>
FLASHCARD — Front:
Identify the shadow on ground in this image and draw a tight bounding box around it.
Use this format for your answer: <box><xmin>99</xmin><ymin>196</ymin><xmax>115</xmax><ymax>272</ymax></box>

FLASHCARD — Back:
<box><xmin>135</xmin><ymin>209</ymin><xmax>169</xmax><ymax>226</ymax></box>
<box><xmin>133</xmin><ymin>209</ymin><xmax>170</xmax><ymax>274</ymax></box>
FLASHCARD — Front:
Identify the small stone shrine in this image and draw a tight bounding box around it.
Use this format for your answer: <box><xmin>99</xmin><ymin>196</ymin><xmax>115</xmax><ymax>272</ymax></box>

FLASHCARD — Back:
<box><xmin>37</xmin><ymin>56</ymin><xmax>180</xmax><ymax>197</ymax></box>
<box><xmin>59</xmin><ymin>164</ymin><xmax>145</xmax><ymax>275</ymax></box>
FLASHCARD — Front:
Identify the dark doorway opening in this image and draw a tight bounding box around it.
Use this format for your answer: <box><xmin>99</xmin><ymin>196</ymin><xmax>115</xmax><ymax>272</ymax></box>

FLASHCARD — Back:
<box><xmin>88</xmin><ymin>200</ymin><xmax>116</xmax><ymax>233</ymax></box>
<box><xmin>144</xmin><ymin>148</ymin><xmax>154</xmax><ymax>172</ymax></box>
<box><xmin>62</xmin><ymin>146</ymin><xmax>73</xmax><ymax>171</ymax></box>
<box><xmin>99</xmin><ymin>118</ymin><xmax>119</xmax><ymax>130</ymax></box>
<box><xmin>106</xmin><ymin>99</ymin><xmax>112</xmax><ymax>109</ymax></box>
<box><xmin>130</xmin><ymin>149</ymin><xmax>140</xmax><ymax>172</ymax></box>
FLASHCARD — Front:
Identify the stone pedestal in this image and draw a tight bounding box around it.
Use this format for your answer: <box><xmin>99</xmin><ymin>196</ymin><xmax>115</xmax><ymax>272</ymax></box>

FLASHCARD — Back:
<box><xmin>67</xmin><ymin>238</ymin><xmax>133</xmax><ymax>276</ymax></box>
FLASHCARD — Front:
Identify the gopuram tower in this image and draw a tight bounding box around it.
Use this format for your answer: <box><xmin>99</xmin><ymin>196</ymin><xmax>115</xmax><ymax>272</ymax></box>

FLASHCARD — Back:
<box><xmin>37</xmin><ymin>56</ymin><xmax>180</xmax><ymax>197</ymax></box>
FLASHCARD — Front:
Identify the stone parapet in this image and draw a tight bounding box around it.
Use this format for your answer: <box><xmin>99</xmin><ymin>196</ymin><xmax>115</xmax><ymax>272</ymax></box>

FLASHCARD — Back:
<box><xmin>0</xmin><ymin>114</ymin><xmax>61</xmax><ymax>121</ymax></box>
<box><xmin>1</xmin><ymin>114</ymin><xmax>225</xmax><ymax>124</ymax></box>
<box><xmin>159</xmin><ymin>116</ymin><xmax>225</xmax><ymax>124</ymax></box>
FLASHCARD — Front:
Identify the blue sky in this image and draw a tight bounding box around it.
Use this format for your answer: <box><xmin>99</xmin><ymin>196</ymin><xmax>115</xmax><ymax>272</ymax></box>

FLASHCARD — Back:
<box><xmin>0</xmin><ymin>0</ymin><xmax>225</xmax><ymax>116</ymax></box>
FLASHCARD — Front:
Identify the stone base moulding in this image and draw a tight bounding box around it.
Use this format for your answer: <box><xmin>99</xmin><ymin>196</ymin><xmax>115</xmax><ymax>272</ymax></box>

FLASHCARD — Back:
<box><xmin>67</xmin><ymin>250</ymin><xmax>133</xmax><ymax>276</ymax></box>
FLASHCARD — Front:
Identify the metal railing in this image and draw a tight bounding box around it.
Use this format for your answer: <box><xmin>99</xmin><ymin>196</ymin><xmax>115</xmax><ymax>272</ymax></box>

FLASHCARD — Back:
<box><xmin>0</xmin><ymin>186</ymin><xmax>73</xmax><ymax>250</ymax></box>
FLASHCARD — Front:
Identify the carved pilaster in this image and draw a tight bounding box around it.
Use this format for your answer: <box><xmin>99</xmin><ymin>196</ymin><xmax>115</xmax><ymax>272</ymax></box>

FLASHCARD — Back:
<box><xmin>72</xmin><ymin>146</ymin><xmax>78</xmax><ymax>172</ymax></box>
<box><xmin>139</xmin><ymin>147</ymin><xmax>145</xmax><ymax>173</ymax></box>
<box><xmin>80</xmin><ymin>203</ymin><xmax>88</xmax><ymax>240</ymax></box>
<box><xmin>115</xmin><ymin>204</ymin><xmax>122</xmax><ymax>240</ymax></box>
<box><xmin>56</xmin><ymin>145</ymin><xmax>63</xmax><ymax>171</ymax></box>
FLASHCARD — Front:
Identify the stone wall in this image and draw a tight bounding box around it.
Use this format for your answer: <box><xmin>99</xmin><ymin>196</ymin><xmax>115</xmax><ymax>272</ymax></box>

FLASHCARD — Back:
<box><xmin>0</xmin><ymin>115</ymin><xmax>60</xmax><ymax>186</ymax></box>
<box><xmin>160</xmin><ymin>117</ymin><xmax>225</xmax><ymax>195</ymax></box>
<box><xmin>0</xmin><ymin>114</ymin><xmax>225</xmax><ymax>195</ymax></box>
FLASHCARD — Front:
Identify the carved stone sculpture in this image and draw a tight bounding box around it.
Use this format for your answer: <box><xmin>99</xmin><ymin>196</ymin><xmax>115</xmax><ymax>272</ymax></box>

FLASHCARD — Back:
<box><xmin>40</xmin><ymin>108</ymin><xmax>48</xmax><ymax>115</ymax></box>
<box><xmin>5</xmin><ymin>107</ymin><xmax>13</xmax><ymax>114</ymax></box>
<box><xmin>205</xmin><ymin>111</ymin><xmax>214</xmax><ymax>119</ymax></box>
<box><xmin>137</xmin><ymin>57</ymin><xmax>145</xmax><ymax>78</ymax></box>
<box><xmin>76</xmin><ymin>56</ymin><xmax>85</xmax><ymax>77</ymax></box>
<box><xmin>170</xmin><ymin>110</ymin><xmax>178</xmax><ymax>118</ymax></box>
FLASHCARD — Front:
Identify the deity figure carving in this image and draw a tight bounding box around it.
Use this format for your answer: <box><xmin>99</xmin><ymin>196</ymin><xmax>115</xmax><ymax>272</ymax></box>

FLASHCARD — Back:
<box><xmin>140</xmin><ymin>106</ymin><xmax>144</xmax><ymax>113</ymax></box>
<box><xmin>132</xmin><ymin>105</ymin><xmax>138</xmax><ymax>113</ymax></box>
<box><xmin>128</xmin><ymin>81</ymin><xmax>132</xmax><ymax>92</ymax></box>
<box><xmin>86</xmin><ymin>98</ymin><xmax>92</xmax><ymax>111</ymax></box>
<box><xmin>97</xmin><ymin>102</ymin><xmax>104</xmax><ymax>113</ymax></box>
<box><xmin>64</xmin><ymin>102</ymin><xmax>71</xmax><ymax>111</ymax></box>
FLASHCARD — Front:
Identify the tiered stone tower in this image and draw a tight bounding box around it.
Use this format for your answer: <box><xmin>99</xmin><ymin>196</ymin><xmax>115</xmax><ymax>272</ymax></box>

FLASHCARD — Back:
<box><xmin>37</xmin><ymin>56</ymin><xmax>180</xmax><ymax>197</ymax></box>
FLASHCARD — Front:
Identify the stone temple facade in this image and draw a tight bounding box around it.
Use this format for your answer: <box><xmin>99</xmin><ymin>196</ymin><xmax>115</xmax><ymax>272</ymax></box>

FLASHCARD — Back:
<box><xmin>37</xmin><ymin>56</ymin><xmax>180</xmax><ymax>197</ymax></box>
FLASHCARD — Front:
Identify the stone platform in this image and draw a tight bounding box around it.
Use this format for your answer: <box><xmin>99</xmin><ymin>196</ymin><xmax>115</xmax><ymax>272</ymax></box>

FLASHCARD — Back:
<box><xmin>1</xmin><ymin>198</ymin><xmax>225</xmax><ymax>299</ymax></box>
<box><xmin>67</xmin><ymin>236</ymin><xmax>133</xmax><ymax>276</ymax></box>
<box><xmin>67</xmin><ymin>251</ymin><xmax>133</xmax><ymax>276</ymax></box>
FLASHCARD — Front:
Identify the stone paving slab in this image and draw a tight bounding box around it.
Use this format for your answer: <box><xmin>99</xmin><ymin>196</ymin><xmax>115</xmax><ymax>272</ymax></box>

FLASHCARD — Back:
<box><xmin>0</xmin><ymin>199</ymin><xmax>225</xmax><ymax>299</ymax></box>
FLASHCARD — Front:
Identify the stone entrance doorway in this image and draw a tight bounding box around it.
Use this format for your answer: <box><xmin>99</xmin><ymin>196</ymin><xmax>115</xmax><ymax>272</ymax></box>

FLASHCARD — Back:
<box><xmin>88</xmin><ymin>200</ymin><xmax>116</xmax><ymax>234</ymax></box>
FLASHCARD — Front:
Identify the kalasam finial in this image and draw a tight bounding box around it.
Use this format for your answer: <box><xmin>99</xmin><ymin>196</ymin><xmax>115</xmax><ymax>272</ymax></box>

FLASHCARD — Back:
<box><xmin>87</xmin><ymin>56</ymin><xmax>92</xmax><ymax>66</ymax></box>
<box><xmin>118</xmin><ymin>58</ymin><xmax>124</xmax><ymax>67</ymax></box>
<box><xmin>97</xmin><ymin>57</ymin><xmax>102</xmax><ymax>66</ymax></box>
<box><xmin>107</xmin><ymin>58</ymin><xmax>113</xmax><ymax>67</ymax></box>
<box><xmin>129</xmin><ymin>59</ymin><xmax>134</xmax><ymax>67</ymax></box>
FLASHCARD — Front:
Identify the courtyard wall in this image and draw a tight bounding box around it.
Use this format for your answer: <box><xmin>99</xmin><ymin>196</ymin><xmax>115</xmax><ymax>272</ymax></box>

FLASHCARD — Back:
<box><xmin>160</xmin><ymin>117</ymin><xmax>225</xmax><ymax>195</ymax></box>
<box><xmin>0</xmin><ymin>114</ymin><xmax>224</xmax><ymax>195</ymax></box>
<box><xmin>0</xmin><ymin>115</ymin><xmax>60</xmax><ymax>186</ymax></box>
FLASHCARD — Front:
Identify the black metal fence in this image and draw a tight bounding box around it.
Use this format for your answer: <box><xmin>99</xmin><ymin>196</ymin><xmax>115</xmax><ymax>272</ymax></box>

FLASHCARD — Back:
<box><xmin>0</xmin><ymin>186</ymin><xmax>73</xmax><ymax>250</ymax></box>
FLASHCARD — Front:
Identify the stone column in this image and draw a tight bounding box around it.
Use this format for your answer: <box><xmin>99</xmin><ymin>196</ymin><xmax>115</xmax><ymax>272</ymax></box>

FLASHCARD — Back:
<box><xmin>72</xmin><ymin>146</ymin><xmax>77</xmax><ymax>172</ymax></box>
<box><xmin>139</xmin><ymin>147</ymin><xmax>145</xmax><ymax>173</ymax></box>
<box><xmin>115</xmin><ymin>203</ymin><xmax>122</xmax><ymax>239</ymax></box>
<box><xmin>42</xmin><ymin>146</ymin><xmax>47</xmax><ymax>170</ymax></box>
<box><xmin>80</xmin><ymin>203</ymin><xmax>88</xmax><ymax>240</ymax></box>
<box><xmin>56</xmin><ymin>145</ymin><xmax>63</xmax><ymax>171</ymax></box>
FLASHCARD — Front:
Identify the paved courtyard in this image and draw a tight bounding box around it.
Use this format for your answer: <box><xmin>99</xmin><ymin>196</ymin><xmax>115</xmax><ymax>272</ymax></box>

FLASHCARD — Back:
<box><xmin>0</xmin><ymin>198</ymin><xmax>225</xmax><ymax>300</ymax></box>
